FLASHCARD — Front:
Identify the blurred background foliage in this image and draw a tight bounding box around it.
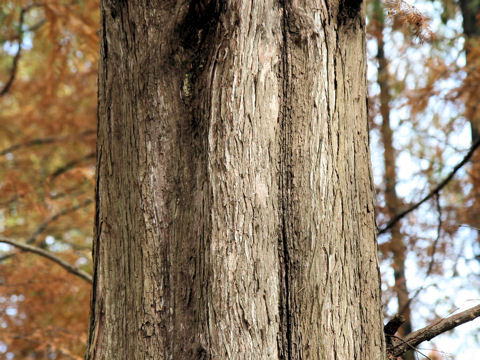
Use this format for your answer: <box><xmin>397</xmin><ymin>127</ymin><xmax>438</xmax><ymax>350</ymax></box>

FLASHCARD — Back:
<box><xmin>0</xmin><ymin>0</ymin><xmax>480</xmax><ymax>359</ymax></box>
<box><xmin>1</xmin><ymin>0</ymin><xmax>97</xmax><ymax>358</ymax></box>
<box><xmin>369</xmin><ymin>0</ymin><xmax>480</xmax><ymax>358</ymax></box>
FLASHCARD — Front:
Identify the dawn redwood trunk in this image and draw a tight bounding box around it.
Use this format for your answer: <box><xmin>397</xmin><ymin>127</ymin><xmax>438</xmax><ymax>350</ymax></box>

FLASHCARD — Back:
<box><xmin>86</xmin><ymin>0</ymin><xmax>385</xmax><ymax>359</ymax></box>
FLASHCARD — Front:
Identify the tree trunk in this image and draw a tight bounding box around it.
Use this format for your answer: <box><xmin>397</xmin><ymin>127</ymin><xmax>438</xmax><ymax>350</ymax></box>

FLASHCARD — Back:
<box><xmin>459</xmin><ymin>0</ymin><xmax>480</xmax><ymax>239</ymax></box>
<box><xmin>372</xmin><ymin>2</ymin><xmax>413</xmax><ymax>359</ymax></box>
<box><xmin>86</xmin><ymin>1</ymin><xmax>385</xmax><ymax>359</ymax></box>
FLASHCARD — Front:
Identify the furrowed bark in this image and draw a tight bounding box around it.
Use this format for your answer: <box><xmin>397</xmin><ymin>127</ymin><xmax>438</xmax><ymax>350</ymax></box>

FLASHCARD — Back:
<box><xmin>87</xmin><ymin>1</ymin><xmax>385</xmax><ymax>359</ymax></box>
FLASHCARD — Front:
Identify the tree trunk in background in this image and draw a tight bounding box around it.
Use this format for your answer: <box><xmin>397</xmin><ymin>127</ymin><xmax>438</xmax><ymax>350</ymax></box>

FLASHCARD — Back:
<box><xmin>372</xmin><ymin>1</ymin><xmax>413</xmax><ymax>359</ymax></box>
<box><xmin>86</xmin><ymin>1</ymin><xmax>385</xmax><ymax>359</ymax></box>
<box><xmin>459</xmin><ymin>0</ymin><xmax>480</xmax><ymax>235</ymax></box>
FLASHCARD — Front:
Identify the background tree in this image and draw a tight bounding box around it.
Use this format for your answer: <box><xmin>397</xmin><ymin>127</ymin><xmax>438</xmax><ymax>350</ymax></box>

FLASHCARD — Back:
<box><xmin>368</xmin><ymin>0</ymin><xmax>480</xmax><ymax>358</ymax></box>
<box><xmin>458</xmin><ymin>0</ymin><xmax>480</xmax><ymax>247</ymax></box>
<box><xmin>369</xmin><ymin>1</ymin><xmax>414</xmax><ymax>359</ymax></box>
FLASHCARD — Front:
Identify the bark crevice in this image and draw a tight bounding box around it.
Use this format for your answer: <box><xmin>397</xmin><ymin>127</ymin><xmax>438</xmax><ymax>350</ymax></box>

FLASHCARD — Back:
<box><xmin>279</xmin><ymin>1</ymin><xmax>293</xmax><ymax>359</ymax></box>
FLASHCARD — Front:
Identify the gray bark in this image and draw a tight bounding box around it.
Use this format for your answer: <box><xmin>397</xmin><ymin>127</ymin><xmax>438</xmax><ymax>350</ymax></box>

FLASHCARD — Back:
<box><xmin>86</xmin><ymin>1</ymin><xmax>385</xmax><ymax>359</ymax></box>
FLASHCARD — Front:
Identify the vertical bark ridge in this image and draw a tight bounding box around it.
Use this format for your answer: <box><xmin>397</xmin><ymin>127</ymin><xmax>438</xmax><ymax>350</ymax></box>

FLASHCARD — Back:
<box><xmin>279</xmin><ymin>1</ymin><xmax>385</xmax><ymax>358</ymax></box>
<box><xmin>203</xmin><ymin>1</ymin><xmax>283</xmax><ymax>357</ymax></box>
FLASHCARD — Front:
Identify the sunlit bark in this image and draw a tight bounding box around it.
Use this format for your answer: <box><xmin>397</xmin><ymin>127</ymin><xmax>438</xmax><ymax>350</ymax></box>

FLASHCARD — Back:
<box><xmin>86</xmin><ymin>1</ymin><xmax>385</xmax><ymax>358</ymax></box>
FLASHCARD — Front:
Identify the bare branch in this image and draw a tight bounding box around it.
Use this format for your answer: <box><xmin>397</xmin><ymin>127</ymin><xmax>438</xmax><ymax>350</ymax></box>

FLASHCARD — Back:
<box><xmin>26</xmin><ymin>199</ymin><xmax>93</xmax><ymax>244</ymax></box>
<box><xmin>459</xmin><ymin>224</ymin><xmax>480</xmax><ymax>231</ymax></box>
<box><xmin>387</xmin><ymin>334</ymin><xmax>432</xmax><ymax>360</ymax></box>
<box><xmin>388</xmin><ymin>304</ymin><xmax>480</xmax><ymax>357</ymax></box>
<box><xmin>49</xmin><ymin>152</ymin><xmax>95</xmax><ymax>181</ymax></box>
<box><xmin>0</xmin><ymin>194</ymin><xmax>23</xmax><ymax>206</ymax></box>
<box><xmin>0</xmin><ymin>33</ymin><xmax>23</xmax><ymax>96</ymax></box>
<box><xmin>24</xmin><ymin>18</ymin><xmax>47</xmax><ymax>33</ymax></box>
<box><xmin>1</xmin><ymin>136</ymin><xmax>57</xmax><ymax>155</ymax></box>
<box><xmin>0</xmin><ymin>252</ymin><xmax>16</xmax><ymax>262</ymax></box>
<box><xmin>0</xmin><ymin>130</ymin><xmax>95</xmax><ymax>156</ymax></box>
<box><xmin>378</xmin><ymin>138</ymin><xmax>480</xmax><ymax>235</ymax></box>
<box><xmin>0</xmin><ymin>236</ymin><xmax>92</xmax><ymax>284</ymax></box>
<box><xmin>0</xmin><ymin>4</ymin><xmax>43</xmax><ymax>97</ymax></box>
<box><xmin>1</xmin><ymin>18</ymin><xmax>46</xmax><ymax>42</ymax></box>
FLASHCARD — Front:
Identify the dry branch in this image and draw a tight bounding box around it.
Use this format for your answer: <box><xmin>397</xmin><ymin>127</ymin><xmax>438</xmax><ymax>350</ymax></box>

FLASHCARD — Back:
<box><xmin>0</xmin><ymin>130</ymin><xmax>95</xmax><ymax>156</ymax></box>
<box><xmin>49</xmin><ymin>152</ymin><xmax>95</xmax><ymax>181</ymax></box>
<box><xmin>388</xmin><ymin>304</ymin><xmax>480</xmax><ymax>357</ymax></box>
<box><xmin>0</xmin><ymin>4</ymin><xmax>43</xmax><ymax>97</ymax></box>
<box><xmin>378</xmin><ymin>138</ymin><xmax>480</xmax><ymax>235</ymax></box>
<box><xmin>0</xmin><ymin>236</ymin><xmax>92</xmax><ymax>283</ymax></box>
<box><xmin>26</xmin><ymin>198</ymin><xmax>93</xmax><ymax>244</ymax></box>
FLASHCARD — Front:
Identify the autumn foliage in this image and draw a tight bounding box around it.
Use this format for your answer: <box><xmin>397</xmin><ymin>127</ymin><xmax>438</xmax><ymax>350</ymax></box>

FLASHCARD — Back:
<box><xmin>369</xmin><ymin>0</ymin><xmax>480</xmax><ymax>357</ymax></box>
<box><xmin>1</xmin><ymin>0</ymin><xmax>98</xmax><ymax>358</ymax></box>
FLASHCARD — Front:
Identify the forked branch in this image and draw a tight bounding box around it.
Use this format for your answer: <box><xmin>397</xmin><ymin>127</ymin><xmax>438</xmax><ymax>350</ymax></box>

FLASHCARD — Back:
<box><xmin>388</xmin><ymin>304</ymin><xmax>480</xmax><ymax>357</ymax></box>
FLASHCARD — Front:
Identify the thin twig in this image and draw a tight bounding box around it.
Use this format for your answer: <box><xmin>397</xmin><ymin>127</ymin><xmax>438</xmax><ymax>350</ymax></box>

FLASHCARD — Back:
<box><xmin>378</xmin><ymin>138</ymin><xmax>480</xmax><ymax>235</ymax></box>
<box><xmin>1</xmin><ymin>137</ymin><xmax>57</xmax><ymax>155</ymax></box>
<box><xmin>389</xmin><ymin>304</ymin><xmax>480</xmax><ymax>357</ymax></box>
<box><xmin>0</xmin><ymin>233</ymin><xmax>91</xmax><ymax>264</ymax></box>
<box><xmin>26</xmin><ymin>199</ymin><xmax>93</xmax><ymax>244</ymax></box>
<box><xmin>0</xmin><ymin>252</ymin><xmax>16</xmax><ymax>262</ymax></box>
<box><xmin>0</xmin><ymin>130</ymin><xmax>95</xmax><ymax>156</ymax></box>
<box><xmin>0</xmin><ymin>236</ymin><xmax>92</xmax><ymax>283</ymax></box>
<box><xmin>387</xmin><ymin>334</ymin><xmax>432</xmax><ymax>359</ymax></box>
<box><xmin>49</xmin><ymin>152</ymin><xmax>95</xmax><ymax>181</ymax></box>
<box><xmin>0</xmin><ymin>4</ymin><xmax>43</xmax><ymax>96</ymax></box>
<box><xmin>1</xmin><ymin>18</ymin><xmax>46</xmax><ymax>42</ymax></box>
<box><xmin>24</xmin><ymin>18</ymin><xmax>46</xmax><ymax>33</ymax></box>
<box><xmin>0</xmin><ymin>14</ymin><xmax>24</xmax><ymax>96</ymax></box>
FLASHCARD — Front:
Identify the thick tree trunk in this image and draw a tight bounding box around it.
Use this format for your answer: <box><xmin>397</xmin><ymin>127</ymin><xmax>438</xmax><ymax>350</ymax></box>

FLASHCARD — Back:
<box><xmin>86</xmin><ymin>1</ymin><xmax>385</xmax><ymax>359</ymax></box>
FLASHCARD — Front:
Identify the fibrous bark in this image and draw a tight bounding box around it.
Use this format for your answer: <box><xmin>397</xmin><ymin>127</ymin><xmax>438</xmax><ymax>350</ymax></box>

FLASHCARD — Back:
<box><xmin>87</xmin><ymin>1</ymin><xmax>385</xmax><ymax>359</ymax></box>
